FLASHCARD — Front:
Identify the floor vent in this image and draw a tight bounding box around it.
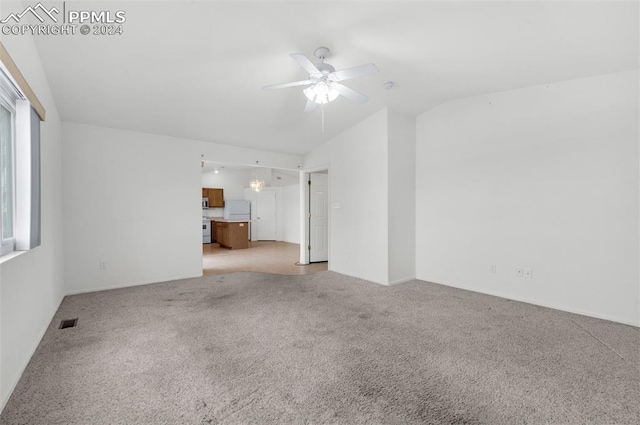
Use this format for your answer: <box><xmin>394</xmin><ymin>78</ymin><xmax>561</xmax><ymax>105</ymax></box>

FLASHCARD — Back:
<box><xmin>59</xmin><ymin>318</ymin><xmax>78</xmax><ymax>329</ymax></box>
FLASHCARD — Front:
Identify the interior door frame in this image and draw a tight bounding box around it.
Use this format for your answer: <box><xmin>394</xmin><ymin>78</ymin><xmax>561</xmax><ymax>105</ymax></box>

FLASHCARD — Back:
<box><xmin>299</xmin><ymin>167</ymin><xmax>330</xmax><ymax>266</ymax></box>
<box><xmin>256</xmin><ymin>189</ymin><xmax>277</xmax><ymax>241</ymax></box>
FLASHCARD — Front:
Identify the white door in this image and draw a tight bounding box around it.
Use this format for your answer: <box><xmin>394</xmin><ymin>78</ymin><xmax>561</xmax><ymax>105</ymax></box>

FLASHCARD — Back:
<box><xmin>256</xmin><ymin>190</ymin><xmax>276</xmax><ymax>240</ymax></box>
<box><xmin>309</xmin><ymin>173</ymin><xmax>328</xmax><ymax>262</ymax></box>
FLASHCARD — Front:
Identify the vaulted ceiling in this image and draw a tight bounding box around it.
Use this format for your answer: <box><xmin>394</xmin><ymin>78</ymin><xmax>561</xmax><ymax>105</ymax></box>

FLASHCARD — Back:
<box><xmin>24</xmin><ymin>0</ymin><xmax>639</xmax><ymax>155</ymax></box>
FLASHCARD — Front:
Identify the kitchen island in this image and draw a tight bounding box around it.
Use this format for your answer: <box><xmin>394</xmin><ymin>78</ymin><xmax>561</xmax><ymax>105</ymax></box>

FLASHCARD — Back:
<box><xmin>210</xmin><ymin>218</ymin><xmax>250</xmax><ymax>249</ymax></box>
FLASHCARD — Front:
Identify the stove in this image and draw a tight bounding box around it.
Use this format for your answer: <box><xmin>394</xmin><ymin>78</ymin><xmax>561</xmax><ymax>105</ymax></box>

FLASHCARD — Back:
<box><xmin>202</xmin><ymin>219</ymin><xmax>211</xmax><ymax>244</ymax></box>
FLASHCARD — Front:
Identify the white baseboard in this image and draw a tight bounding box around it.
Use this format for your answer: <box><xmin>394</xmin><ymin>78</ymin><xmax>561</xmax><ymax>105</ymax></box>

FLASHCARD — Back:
<box><xmin>420</xmin><ymin>277</ymin><xmax>640</xmax><ymax>328</ymax></box>
<box><xmin>327</xmin><ymin>267</ymin><xmax>387</xmax><ymax>286</ymax></box>
<box><xmin>327</xmin><ymin>268</ymin><xmax>415</xmax><ymax>287</ymax></box>
<box><xmin>387</xmin><ymin>276</ymin><xmax>416</xmax><ymax>286</ymax></box>
<box><xmin>64</xmin><ymin>273</ymin><xmax>202</xmax><ymax>296</ymax></box>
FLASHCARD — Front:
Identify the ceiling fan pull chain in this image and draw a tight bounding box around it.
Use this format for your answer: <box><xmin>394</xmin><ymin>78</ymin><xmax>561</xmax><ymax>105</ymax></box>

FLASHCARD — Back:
<box><xmin>321</xmin><ymin>104</ymin><xmax>325</xmax><ymax>133</ymax></box>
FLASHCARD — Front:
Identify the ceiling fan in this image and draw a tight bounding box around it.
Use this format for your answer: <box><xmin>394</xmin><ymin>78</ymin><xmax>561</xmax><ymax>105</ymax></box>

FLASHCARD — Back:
<box><xmin>263</xmin><ymin>47</ymin><xmax>378</xmax><ymax>113</ymax></box>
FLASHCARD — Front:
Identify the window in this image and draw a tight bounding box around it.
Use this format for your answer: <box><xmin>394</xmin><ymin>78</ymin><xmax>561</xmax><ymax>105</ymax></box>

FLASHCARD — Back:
<box><xmin>0</xmin><ymin>65</ymin><xmax>40</xmax><ymax>257</ymax></box>
<box><xmin>0</xmin><ymin>76</ymin><xmax>16</xmax><ymax>255</ymax></box>
<box><xmin>0</xmin><ymin>43</ymin><xmax>43</xmax><ymax>257</ymax></box>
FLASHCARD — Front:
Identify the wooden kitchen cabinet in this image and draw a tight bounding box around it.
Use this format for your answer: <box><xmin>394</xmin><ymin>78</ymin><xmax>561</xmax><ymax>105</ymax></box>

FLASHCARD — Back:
<box><xmin>211</xmin><ymin>220</ymin><xmax>218</xmax><ymax>243</ymax></box>
<box><xmin>216</xmin><ymin>221</ymin><xmax>228</xmax><ymax>246</ymax></box>
<box><xmin>217</xmin><ymin>222</ymin><xmax>248</xmax><ymax>249</ymax></box>
<box><xmin>208</xmin><ymin>188</ymin><xmax>224</xmax><ymax>207</ymax></box>
<box><xmin>202</xmin><ymin>187</ymin><xmax>224</xmax><ymax>208</ymax></box>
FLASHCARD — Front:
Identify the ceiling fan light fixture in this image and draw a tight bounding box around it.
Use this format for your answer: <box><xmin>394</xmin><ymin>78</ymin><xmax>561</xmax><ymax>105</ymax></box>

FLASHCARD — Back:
<box><xmin>263</xmin><ymin>47</ymin><xmax>378</xmax><ymax>111</ymax></box>
<box><xmin>303</xmin><ymin>82</ymin><xmax>340</xmax><ymax>104</ymax></box>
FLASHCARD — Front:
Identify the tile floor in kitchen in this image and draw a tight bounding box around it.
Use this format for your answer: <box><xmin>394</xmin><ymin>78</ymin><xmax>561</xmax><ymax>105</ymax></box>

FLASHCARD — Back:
<box><xmin>203</xmin><ymin>241</ymin><xmax>328</xmax><ymax>275</ymax></box>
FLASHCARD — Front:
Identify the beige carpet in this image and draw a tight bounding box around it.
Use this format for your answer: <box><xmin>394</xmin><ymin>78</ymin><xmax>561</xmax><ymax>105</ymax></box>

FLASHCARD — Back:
<box><xmin>1</xmin><ymin>271</ymin><xmax>638</xmax><ymax>424</ymax></box>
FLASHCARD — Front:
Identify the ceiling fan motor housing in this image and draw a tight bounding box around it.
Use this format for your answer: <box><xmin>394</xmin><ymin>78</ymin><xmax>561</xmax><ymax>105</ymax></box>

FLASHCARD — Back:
<box><xmin>314</xmin><ymin>46</ymin><xmax>330</xmax><ymax>60</ymax></box>
<box><xmin>314</xmin><ymin>62</ymin><xmax>336</xmax><ymax>76</ymax></box>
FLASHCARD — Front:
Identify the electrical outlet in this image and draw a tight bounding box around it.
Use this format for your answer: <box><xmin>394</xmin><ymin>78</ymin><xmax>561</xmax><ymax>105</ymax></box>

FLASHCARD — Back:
<box><xmin>516</xmin><ymin>267</ymin><xmax>523</xmax><ymax>278</ymax></box>
<box><xmin>489</xmin><ymin>265</ymin><xmax>497</xmax><ymax>273</ymax></box>
<box><xmin>524</xmin><ymin>268</ymin><xmax>532</xmax><ymax>279</ymax></box>
<box><xmin>99</xmin><ymin>261</ymin><xmax>107</xmax><ymax>269</ymax></box>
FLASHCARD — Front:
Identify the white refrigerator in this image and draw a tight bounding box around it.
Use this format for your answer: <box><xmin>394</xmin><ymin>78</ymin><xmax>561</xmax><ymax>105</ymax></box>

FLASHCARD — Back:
<box><xmin>223</xmin><ymin>200</ymin><xmax>251</xmax><ymax>220</ymax></box>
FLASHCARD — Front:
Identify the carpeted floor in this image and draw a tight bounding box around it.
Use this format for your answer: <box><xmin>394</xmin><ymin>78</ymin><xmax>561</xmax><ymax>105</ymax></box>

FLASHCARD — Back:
<box><xmin>1</xmin><ymin>271</ymin><xmax>639</xmax><ymax>424</ymax></box>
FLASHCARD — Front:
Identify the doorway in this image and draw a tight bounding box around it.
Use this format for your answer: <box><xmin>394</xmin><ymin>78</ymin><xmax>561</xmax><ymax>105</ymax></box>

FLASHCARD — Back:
<box><xmin>201</xmin><ymin>160</ymin><xmax>326</xmax><ymax>275</ymax></box>
<box><xmin>255</xmin><ymin>190</ymin><xmax>276</xmax><ymax>240</ymax></box>
<box><xmin>309</xmin><ymin>171</ymin><xmax>329</xmax><ymax>263</ymax></box>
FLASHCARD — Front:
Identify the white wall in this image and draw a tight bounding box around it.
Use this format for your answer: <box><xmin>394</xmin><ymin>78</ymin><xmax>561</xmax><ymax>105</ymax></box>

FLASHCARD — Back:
<box><xmin>0</xmin><ymin>37</ymin><xmax>65</xmax><ymax>409</ymax></box>
<box><xmin>202</xmin><ymin>169</ymin><xmax>251</xmax><ymax>217</ymax></box>
<box><xmin>202</xmin><ymin>169</ymin><xmax>251</xmax><ymax>201</ymax></box>
<box><xmin>416</xmin><ymin>71</ymin><xmax>639</xmax><ymax>326</ymax></box>
<box><xmin>388</xmin><ymin>111</ymin><xmax>416</xmax><ymax>284</ymax></box>
<box><xmin>63</xmin><ymin>124</ymin><xmax>303</xmax><ymax>295</ymax></box>
<box><xmin>282</xmin><ymin>185</ymin><xmax>300</xmax><ymax>244</ymax></box>
<box><xmin>202</xmin><ymin>168</ymin><xmax>300</xmax><ymax>220</ymax></box>
<box><xmin>304</xmin><ymin>109</ymin><xmax>389</xmax><ymax>284</ymax></box>
<box><xmin>62</xmin><ymin>123</ymin><xmax>204</xmax><ymax>294</ymax></box>
<box><xmin>272</xmin><ymin>169</ymin><xmax>299</xmax><ymax>187</ymax></box>
<box><xmin>200</xmin><ymin>142</ymin><xmax>301</xmax><ymax>171</ymax></box>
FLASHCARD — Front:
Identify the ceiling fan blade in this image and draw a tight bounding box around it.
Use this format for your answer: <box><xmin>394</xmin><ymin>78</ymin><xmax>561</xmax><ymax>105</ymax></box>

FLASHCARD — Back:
<box><xmin>329</xmin><ymin>63</ymin><xmax>378</xmax><ymax>82</ymax></box>
<box><xmin>334</xmin><ymin>83</ymin><xmax>369</xmax><ymax>104</ymax></box>
<box><xmin>290</xmin><ymin>53</ymin><xmax>321</xmax><ymax>76</ymax></box>
<box><xmin>262</xmin><ymin>80</ymin><xmax>313</xmax><ymax>91</ymax></box>
<box><xmin>304</xmin><ymin>98</ymin><xmax>317</xmax><ymax>113</ymax></box>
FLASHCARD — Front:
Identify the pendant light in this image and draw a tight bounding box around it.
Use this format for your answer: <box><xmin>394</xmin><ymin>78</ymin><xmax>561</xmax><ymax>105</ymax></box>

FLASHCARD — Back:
<box><xmin>249</xmin><ymin>179</ymin><xmax>265</xmax><ymax>192</ymax></box>
<box><xmin>249</xmin><ymin>166</ymin><xmax>265</xmax><ymax>192</ymax></box>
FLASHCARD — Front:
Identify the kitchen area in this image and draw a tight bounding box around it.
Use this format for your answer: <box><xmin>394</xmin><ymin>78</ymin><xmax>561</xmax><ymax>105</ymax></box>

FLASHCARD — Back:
<box><xmin>202</xmin><ymin>188</ymin><xmax>250</xmax><ymax>250</ymax></box>
<box><xmin>200</xmin><ymin>161</ymin><xmax>327</xmax><ymax>275</ymax></box>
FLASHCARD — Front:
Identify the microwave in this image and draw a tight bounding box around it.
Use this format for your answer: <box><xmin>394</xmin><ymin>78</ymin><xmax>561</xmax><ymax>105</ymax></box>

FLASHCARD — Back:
<box><xmin>202</xmin><ymin>197</ymin><xmax>209</xmax><ymax>209</ymax></box>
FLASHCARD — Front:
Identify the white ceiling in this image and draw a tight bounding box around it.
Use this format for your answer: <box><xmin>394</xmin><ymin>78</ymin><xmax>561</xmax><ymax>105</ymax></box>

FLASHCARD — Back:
<box><xmin>28</xmin><ymin>1</ymin><xmax>639</xmax><ymax>155</ymax></box>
